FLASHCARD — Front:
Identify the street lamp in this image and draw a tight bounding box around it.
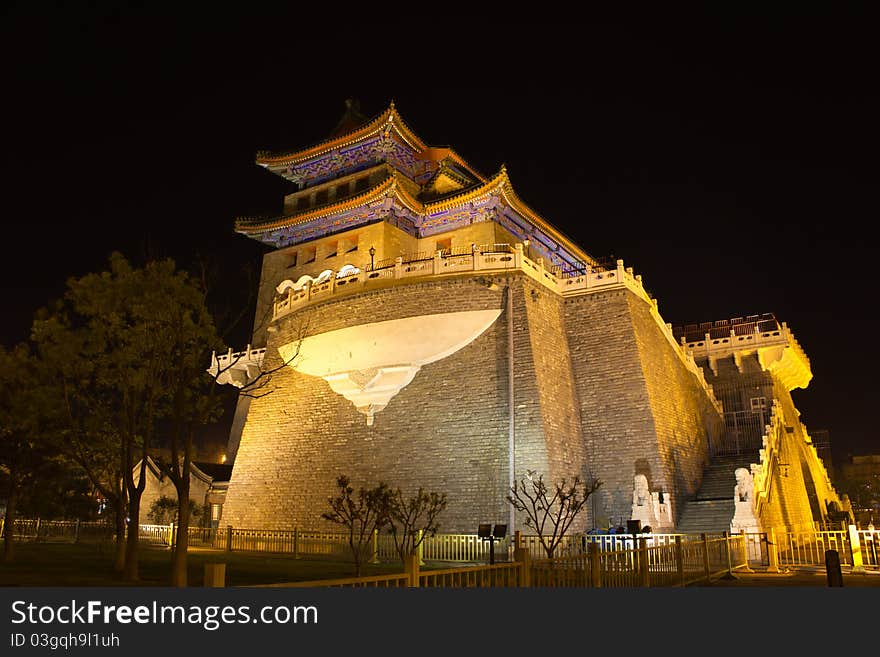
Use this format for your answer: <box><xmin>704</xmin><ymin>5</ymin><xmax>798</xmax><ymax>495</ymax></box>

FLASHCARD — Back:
<box><xmin>369</xmin><ymin>245</ymin><xmax>375</xmax><ymax>271</ymax></box>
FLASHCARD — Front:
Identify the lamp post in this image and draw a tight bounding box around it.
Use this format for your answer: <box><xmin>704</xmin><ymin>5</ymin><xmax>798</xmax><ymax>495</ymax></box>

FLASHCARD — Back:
<box><xmin>369</xmin><ymin>245</ymin><xmax>375</xmax><ymax>271</ymax></box>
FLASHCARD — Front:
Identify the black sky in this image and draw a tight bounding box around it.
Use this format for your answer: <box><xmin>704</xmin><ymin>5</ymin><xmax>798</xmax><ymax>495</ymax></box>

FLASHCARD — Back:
<box><xmin>2</xmin><ymin>8</ymin><xmax>877</xmax><ymax>463</ymax></box>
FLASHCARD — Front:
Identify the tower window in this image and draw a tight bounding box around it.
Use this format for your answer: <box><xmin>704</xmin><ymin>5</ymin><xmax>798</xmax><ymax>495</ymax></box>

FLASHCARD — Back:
<box><xmin>315</xmin><ymin>189</ymin><xmax>328</xmax><ymax>205</ymax></box>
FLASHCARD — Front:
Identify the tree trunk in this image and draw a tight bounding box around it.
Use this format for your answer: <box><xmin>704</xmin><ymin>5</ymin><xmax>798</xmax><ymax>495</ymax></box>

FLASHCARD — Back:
<box><xmin>350</xmin><ymin>536</ymin><xmax>362</xmax><ymax>577</ymax></box>
<box><xmin>3</xmin><ymin>476</ymin><xmax>19</xmax><ymax>563</ymax></box>
<box><xmin>123</xmin><ymin>487</ymin><xmax>142</xmax><ymax>582</ymax></box>
<box><xmin>171</xmin><ymin>485</ymin><xmax>190</xmax><ymax>587</ymax></box>
<box><xmin>113</xmin><ymin>493</ymin><xmax>126</xmax><ymax>573</ymax></box>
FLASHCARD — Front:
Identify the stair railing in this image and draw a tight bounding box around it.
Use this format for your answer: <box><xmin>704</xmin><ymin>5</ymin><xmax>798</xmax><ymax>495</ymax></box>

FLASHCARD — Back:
<box><xmin>751</xmin><ymin>400</ymin><xmax>784</xmax><ymax>520</ymax></box>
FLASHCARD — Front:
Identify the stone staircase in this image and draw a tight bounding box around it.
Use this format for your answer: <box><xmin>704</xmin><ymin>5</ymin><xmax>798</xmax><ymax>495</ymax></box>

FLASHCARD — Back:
<box><xmin>676</xmin><ymin>455</ymin><xmax>754</xmax><ymax>534</ymax></box>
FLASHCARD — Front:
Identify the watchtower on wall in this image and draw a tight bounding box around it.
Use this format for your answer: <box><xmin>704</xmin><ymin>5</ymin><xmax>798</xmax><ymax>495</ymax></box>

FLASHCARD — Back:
<box><xmin>217</xmin><ymin>102</ymin><xmax>795</xmax><ymax>534</ymax></box>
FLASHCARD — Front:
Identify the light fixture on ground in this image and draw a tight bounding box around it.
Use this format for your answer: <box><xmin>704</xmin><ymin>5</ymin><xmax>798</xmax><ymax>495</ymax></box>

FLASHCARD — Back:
<box><xmin>478</xmin><ymin>523</ymin><xmax>507</xmax><ymax>565</ymax></box>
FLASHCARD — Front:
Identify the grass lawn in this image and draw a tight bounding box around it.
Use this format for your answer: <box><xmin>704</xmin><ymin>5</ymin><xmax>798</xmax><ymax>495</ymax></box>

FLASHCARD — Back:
<box><xmin>0</xmin><ymin>541</ymin><xmax>414</xmax><ymax>587</ymax></box>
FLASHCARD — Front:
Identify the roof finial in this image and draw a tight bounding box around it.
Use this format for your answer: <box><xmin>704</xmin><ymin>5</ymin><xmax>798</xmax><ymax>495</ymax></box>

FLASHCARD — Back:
<box><xmin>329</xmin><ymin>98</ymin><xmax>368</xmax><ymax>138</ymax></box>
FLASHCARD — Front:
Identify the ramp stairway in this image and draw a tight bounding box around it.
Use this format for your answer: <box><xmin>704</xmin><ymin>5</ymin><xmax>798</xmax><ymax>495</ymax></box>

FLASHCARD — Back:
<box><xmin>676</xmin><ymin>455</ymin><xmax>754</xmax><ymax>534</ymax></box>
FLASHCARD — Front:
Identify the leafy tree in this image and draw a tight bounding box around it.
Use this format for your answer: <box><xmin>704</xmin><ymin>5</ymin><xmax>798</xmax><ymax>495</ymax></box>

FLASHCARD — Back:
<box><xmin>507</xmin><ymin>470</ymin><xmax>601</xmax><ymax>558</ymax></box>
<box><xmin>322</xmin><ymin>475</ymin><xmax>392</xmax><ymax>576</ymax></box>
<box><xmin>31</xmin><ymin>314</ymin><xmax>130</xmax><ymax>571</ymax></box>
<box><xmin>31</xmin><ymin>253</ymin><xmax>225</xmax><ymax>584</ymax></box>
<box><xmin>0</xmin><ymin>345</ymin><xmax>60</xmax><ymax>562</ymax></box>
<box><xmin>147</xmin><ymin>496</ymin><xmax>180</xmax><ymax>525</ymax></box>
<box><xmin>135</xmin><ymin>257</ymin><xmax>224</xmax><ymax>587</ymax></box>
<box><xmin>147</xmin><ymin>496</ymin><xmax>205</xmax><ymax>527</ymax></box>
<box><xmin>386</xmin><ymin>487</ymin><xmax>447</xmax><ymax>563</ymax></box>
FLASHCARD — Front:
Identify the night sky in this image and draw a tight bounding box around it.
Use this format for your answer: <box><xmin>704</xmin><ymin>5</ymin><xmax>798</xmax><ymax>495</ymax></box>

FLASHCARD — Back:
<box><xmin>2</xmin><ymin>8</ymin><xmax>876</xmax><ymax>463</ymax></box>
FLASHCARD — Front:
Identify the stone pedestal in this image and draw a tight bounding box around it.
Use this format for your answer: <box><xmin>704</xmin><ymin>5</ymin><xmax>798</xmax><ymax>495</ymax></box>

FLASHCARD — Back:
<box><xmin>631</xmin><ymin>475</ymin><xmax>674</xmax><ymax>532</ymax></box>
<box><xmin>204</xmin><ymin>563</ymin><xmax>226</xmax><ymax>587</ymax></box>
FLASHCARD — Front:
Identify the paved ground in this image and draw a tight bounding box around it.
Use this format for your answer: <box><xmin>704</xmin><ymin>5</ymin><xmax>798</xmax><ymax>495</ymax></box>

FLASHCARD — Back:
<box><xmin>699</xmin><ymin>566</ymin><xmax>880</xmax><ymax>587</ymax></box>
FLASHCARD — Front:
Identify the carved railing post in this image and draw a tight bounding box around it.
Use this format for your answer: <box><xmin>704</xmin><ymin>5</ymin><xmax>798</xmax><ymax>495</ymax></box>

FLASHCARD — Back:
<box><xmin>701</xmin><ymin>533</ymin><xmax>711</xmax><ymax>582</ymax></box>
<box><xmin>675</xmin><ymin>535</ymin><xmax>684</xmax><ymax>586</ymax></box>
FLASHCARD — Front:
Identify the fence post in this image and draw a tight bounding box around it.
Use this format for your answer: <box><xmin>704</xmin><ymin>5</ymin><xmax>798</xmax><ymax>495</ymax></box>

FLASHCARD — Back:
<box><xmin>701</xmin><ymin>533</ymin><xmax>711</xmax><ymax>582</ymax></box>
<box><xmin>35</xmin><ymin>517</ymin><xmax>41</xmax><ymax>540</ymax></box>
<box><xmin>848</xmin><ymin>524</ymin><xmax>866</xmax><ymax>573</ymax></box>
<box><xmin>722</xmin><ymin>531</ymin><xmax>734</xmax><ymax>578</ymax></box>
<box><xmin>589</xmin><ymin>541</ymin><xmax>602</xmax><ymax>588</ymax></box>
<box><xmin>675</xmin><ymin>536</ymin><xmax>684</xmax><ymax>586</ymax></box>
<box><xmin>514</xmin><ymin>544</ymin><xmax>531</xmax><ymax>587</ymax></box>
<box><xmin>639</xmin><ymin>537</ymin><xmax>650</xmax><ymax>587</ymax></box>
<box><xmin>740</xmin><ymin>530</ymin><xmax>755</xmax><ymax>572</ymax></box>
<box><xmin>416</xmin><ymin>530</ymin><xmax>425</xmax><ymax>566</ymax></box>
<box><xmin>404</xmin><ymin>553</ymin><xmax>420</xmax><ymax>587</ymax></box>
<box><xmin>225</xmin><ymin>525</ymin><xmax>233</xmax><ymax>552</ymax></box>
<box><xmin>293</xmin><ymin>527</ymin><xmax>299</xmax><ymax>559</ymax></box>
<box><xmin>0</xmin><ymin>517</ymin><xmax>4</xmax><ymax>538</ymax></box>
<box><xmin>767</xmin><ymin>529</ymin><xmax>780</xmax><ymax>573</ymax></box>
<box><xmin>169</xmin><ymin>522</ymin><xmax>176</xmax><ymax>549</ymax></box>
<box><xmin>74</xmin><ymin>519</ymin><xmax>80</xmax><ymax>544</ymax></box>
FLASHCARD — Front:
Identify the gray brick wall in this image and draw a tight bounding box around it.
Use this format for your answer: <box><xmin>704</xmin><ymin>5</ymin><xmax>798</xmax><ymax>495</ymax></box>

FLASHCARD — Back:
<box><xmin>223</xmin><ymin>273</ymin><xmax>725</xmax><ymax>535</ymax></box>
<box><xmin>563</xmin><ymin>290</ymin><xmax>721</xmax><ymax>527</ymax></box>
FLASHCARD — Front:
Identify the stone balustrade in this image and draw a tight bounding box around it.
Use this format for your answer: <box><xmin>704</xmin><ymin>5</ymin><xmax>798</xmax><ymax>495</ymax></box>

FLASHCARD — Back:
<box><xmin>207</xmin><ymin>346</ymin><xmax>267</xmax><ymax>388</ymax></box>
<box><xmin>272</xmin><ymin>243</ymin><xmax>649</xmax><ymax>321</ymax></box>
<box><xmin>682</xmin><ymin>325</ymin><xmax>788</xmax><ymax>355</ymax></box>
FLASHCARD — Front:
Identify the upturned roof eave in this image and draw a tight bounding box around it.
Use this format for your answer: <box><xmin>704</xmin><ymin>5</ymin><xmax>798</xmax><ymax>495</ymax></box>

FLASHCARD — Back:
<box><xmin>236</xmin><ymin>166</ymin><xmax>596</xmax><ymax>266</ymax></box>
<box><xmin>255</xmin><ymin>103</ymin><xmax>486</xmax><ymax>184</ymax></box>
<box><xmin>255</xmin><ymin>103</ymin><xmax>427</xmax><ymax>166</ymax></box>
<box><xmin>234</xmin><ymin>174</ymin><xmax>397</xmax><ymax>235</ymax></box>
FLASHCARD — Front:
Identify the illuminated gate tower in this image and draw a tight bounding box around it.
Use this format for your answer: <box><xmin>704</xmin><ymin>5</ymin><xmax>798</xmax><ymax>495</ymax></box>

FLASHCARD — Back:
<box><xmin>218</xmin><ymin>100</ymin><xmax>787</xmax><ymax>534</ymax></box>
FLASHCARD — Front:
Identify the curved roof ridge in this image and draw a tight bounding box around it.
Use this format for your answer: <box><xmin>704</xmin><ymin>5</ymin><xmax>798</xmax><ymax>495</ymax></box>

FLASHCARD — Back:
<box><xmin>256</xmin><ymin>102</ymin><xmax>425</xmax><ymax>167</ymax></box>
<box><xmin>497</xmin><ymin>170</ymin><xmax>598</xmax><ymax>268</ymax></box>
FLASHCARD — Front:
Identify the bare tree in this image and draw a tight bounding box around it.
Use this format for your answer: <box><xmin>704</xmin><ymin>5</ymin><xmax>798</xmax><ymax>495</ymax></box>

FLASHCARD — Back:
<box><xmin>386</xmin><ymin>487</ymin><xmax>448</xmax><ymax>563</ymax></box>
<box><xmin>321</xmin><ymin>475</ymin><xmax>392</xmax><ymax>577</ymax></box>
<box><xmin>507</xmin><ymin>470</ymin><xmax>601</xmax><ymax>558</ymax></box>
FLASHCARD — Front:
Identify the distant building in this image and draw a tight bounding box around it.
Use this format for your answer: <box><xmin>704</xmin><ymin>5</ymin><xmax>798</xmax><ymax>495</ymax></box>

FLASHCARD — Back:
<box><xmin>838</xmin><ymin>454</ymin><xmax>880</xmax><ymax>524</ymax></box>
<box><xmin>132</xmin><ymin>457</ymin><xmax>231</xmax><ymax>528</ymax></box>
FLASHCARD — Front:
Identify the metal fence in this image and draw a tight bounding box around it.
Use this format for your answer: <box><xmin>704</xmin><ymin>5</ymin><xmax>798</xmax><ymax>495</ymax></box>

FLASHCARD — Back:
<box><xmin>0</xmin><ymin>518</ymin><xmax>114</xmax><ymax>543</ymax></box>
<box><xmin>530</xmin><ymin>534</ymin><xmax>749</xmax><ymax>588</ymax></box>
<box><xmin>4</xmin><ymin>519</ymin><xmax>877</xmax><ymax>574</ymax></box>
